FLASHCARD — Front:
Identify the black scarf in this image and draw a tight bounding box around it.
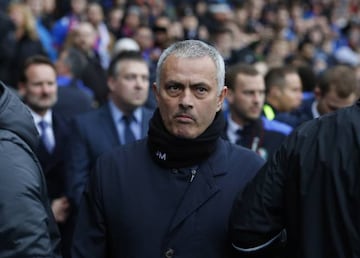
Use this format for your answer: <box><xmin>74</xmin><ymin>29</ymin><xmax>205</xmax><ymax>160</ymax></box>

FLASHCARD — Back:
<box><xmin>147</xmin><ymin>109</ymin><xmax>225</xmax><ymax>169</ymax></box>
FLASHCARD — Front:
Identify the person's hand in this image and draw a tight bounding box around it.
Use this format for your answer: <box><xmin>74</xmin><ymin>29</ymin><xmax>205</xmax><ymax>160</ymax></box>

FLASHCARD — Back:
<box><xmin>51</xmin><ymin>196</ymin><xmax>70</xmax><ymax>223</ymax></box>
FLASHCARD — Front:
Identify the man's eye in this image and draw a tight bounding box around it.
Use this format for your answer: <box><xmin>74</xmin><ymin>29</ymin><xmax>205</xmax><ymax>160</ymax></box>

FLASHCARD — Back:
<box><xmin>196</xmin><ymin>86</ymin><xmax>208</xmax><ymax>94</ymax></box>
<box><xmin>167</xmin><ymin>85</ymin><xmax>180</xmax><ymax>91</ymax></box>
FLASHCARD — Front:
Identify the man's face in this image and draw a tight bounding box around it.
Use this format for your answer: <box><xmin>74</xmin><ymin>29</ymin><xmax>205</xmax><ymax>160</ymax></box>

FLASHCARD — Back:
<box><xmin>87</xmin><ymin>4</ymin><xmax>103</xmax><ymax>25</ymax></box>
<box><xmin>227</xmin><ymin>74</ymin><xmax>265</xmax><ymax>124</ymax></box>
<box><xmin>71</xmin><ymin>0</ymin><xmax>87</xmax><ymax>15</ymax></box>
<box><xmin>75</xmin><ymin>23</ymin><xmax>96</xmax><ymax>52</ymax></box>
<box><xmin>316</xmin><ymin>88</ymin><xmax>357</xmax><ymax>115</ymax></box>
<box><xmin>55</xmin><ymin>51</ymin><xmax>68</xmax><ymax>75</ymax></box>
<box><xmin>154</xmin><ymin>55</ymin><xmax>227</xmax><ymax>139</ymax></box>
<box><xmin>108</xmin><ymin>60</ymin><xmax>149</xmax><ymax>113</ymax></box>
<box><xmin>134</xmin><ymin>27</ymin><xmax>154</xmax><ymax>50</ymax></box>
<box><xmin>279</xmin><ymin>73</ymin><xmax>303</xmax><ymax>112</ymax></box>
<box><xmin>19</xmin><ymin>64</ymin><xmax>57</xmax><ymax>114</ymax></box>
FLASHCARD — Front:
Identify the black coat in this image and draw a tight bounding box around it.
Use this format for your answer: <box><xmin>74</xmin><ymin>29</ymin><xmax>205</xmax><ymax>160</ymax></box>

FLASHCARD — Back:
<box><xmin>72</xmin><ymin>138</ymin><xmax>265</xmax><ymax>258</ymax></box>
<box><xmin>36</xmin><ymin>112</ymin><xmax>70</xmax><ymax>200</ymax></box>
<box><xmin>3</xmin><ymin>33</ymin><xmax>45</xmax><ymax>87</ymax></box>
<box><xmin>230</xmin><ymin>100</ymin><xmax>360</xmax><ymax>258</ymax></box>
<box><xmin>0</xmin><ymin>82</ymin><xmax>61</xmax><ymax>257</ymax></box>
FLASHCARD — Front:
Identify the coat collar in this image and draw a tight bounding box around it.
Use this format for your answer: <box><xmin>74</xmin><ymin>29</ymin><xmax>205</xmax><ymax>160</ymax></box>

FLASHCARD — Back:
<box><xmin>168</xmin><ymin>139</ymin><xmax>229</xmax><ymax>232</ymax></box>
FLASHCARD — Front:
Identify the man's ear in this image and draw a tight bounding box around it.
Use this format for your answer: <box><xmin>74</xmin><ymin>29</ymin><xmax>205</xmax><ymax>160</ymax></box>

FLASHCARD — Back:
<box><xmin>272</xmin><ymin>86</ymin><xmax>282</xmax><ymax>97</ymax></box>
<box><xmin>217</xmin><ymin>86</ymin><xmax>228</xmax><ymax>111</ymax></box>
<box><xmin>226</xmin><ymin>87</ymin><xmax>234</xmax><ymax>105</ymax></box>
<box><xmin>152</xmin><ymin>82</ymin><xmax>159</xmax><ymax>103</ymax></box>
<box><xmin>17</xmin><ymin>82</ymin><xmax>26</xmax><ymax>97</ymax></box>
<box><xmin>314</xmin><ymin>86</ymin><xmax>322</xmax><ymax>101</ymax></box>
<box><xmin>107</xmin><ymin>77</ymin><xmax>116</xmax><ymax>92</ymax></box>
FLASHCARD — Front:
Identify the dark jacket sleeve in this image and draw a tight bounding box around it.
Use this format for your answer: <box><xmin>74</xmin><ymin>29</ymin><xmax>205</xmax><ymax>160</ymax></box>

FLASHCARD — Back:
<box><xmin>71</xmin><ymin>157</ymin><xmax>107</xmax><ymax>258</ymax></box>
<box><xmin>65</xmin><ymin>118</ymin><xmax>92</xmax><ymax>208</ymax></box>
<box><xmin>229</xmin><ymin>136</ymin><xmax>292</xmax><ymax>257</ymax></box>
<box><xmin>0</xmin><ymin>140</ymin><xmax>62</xmax><ymax>257</ymax></box>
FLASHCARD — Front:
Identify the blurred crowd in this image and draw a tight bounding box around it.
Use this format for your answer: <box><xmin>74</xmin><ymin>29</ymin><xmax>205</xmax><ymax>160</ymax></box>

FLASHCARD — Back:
<box><xmin>1</xmin><ymin>0</ymin><xmax>360</xmax><ymax>257</ymax></box>
<box><xmin>1</xmin><ymin>0</ymin><xmax>360</xmax><ymax>92</ymax></box>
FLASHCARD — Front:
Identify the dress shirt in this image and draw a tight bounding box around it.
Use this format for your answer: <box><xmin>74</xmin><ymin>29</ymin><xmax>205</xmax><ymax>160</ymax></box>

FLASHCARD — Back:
<box><xmin>108</xmin><ymin>100</ymin><xmax>143</xmax><ymax>144</ymax></box>
<box><xmin>30</xmin><ymin>109</ymin><xmax>56</xmax><ymax>149</ymax></box>
<box><xmin>226</xmin><ymin>114</ymin><xmax>243</xmax><ymax>144</ymax></box>
<box><xmin>311</xmin><ymin>100</ymin><xmax>320</xmax><ymax>119</ymax></box>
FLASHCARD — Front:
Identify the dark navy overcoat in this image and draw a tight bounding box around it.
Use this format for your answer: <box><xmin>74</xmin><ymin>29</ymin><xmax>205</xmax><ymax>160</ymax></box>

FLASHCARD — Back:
<box><xmin>72</xmin><ymin>138</ymin><xmax>264</xmax><ymax>258</ymax></box>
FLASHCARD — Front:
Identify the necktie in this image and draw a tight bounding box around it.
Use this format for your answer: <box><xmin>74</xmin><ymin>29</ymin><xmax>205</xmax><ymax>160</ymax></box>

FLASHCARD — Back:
<box><xmin>123</xmin><ymin>115</ymin><xmax>136</xmax><ymax>144</ymax></box>
<box><xmin>236</xmin><ymin>125</ymin><xmax>252</xmax><ymax>147</ymax></box>
<box><xmin>38</xmin><ymin>120</ymin><xmax>54</xmax><ymax>152</ymax></box>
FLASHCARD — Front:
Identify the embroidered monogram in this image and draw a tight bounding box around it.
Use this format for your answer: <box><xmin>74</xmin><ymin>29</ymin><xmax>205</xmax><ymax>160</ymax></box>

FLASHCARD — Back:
<box><xmin>156</xmin><ymin>151</ymin><xmax>167</xmax><ymax>160</ymax></box>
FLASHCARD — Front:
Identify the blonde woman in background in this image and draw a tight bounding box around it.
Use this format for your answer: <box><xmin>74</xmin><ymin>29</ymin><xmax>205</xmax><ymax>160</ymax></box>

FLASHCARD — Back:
<box><xmin>4</xmin><ymin>2</ymin><xmax>45</xmax><ymax>88</ymax></box>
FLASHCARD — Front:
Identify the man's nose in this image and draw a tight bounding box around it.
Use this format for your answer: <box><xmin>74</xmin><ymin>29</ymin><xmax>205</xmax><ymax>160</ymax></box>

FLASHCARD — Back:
<box><xmin>41</xmin><ymin>83</ymin><xmax>54</xmax><ymax>94</ymax></box>
<box><xmin>179</xmin><ymin>88</ymin><xmax>194</xmax><ymax>109</ymax></box>
<box><xmin>135</xmin><ymin>76</ymin><xmax>148</xmax><ymax>88</ymax></box>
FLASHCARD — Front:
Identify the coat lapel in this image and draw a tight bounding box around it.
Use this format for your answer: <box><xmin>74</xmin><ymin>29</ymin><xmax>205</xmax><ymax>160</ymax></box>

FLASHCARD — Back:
<box><xmin>168</xmin><ymin>140</ymin><xmax>228</xmax><ymax>232</ymax></box>
<box><xmin>140</xmin><ymin>107</ymin><xmax>153</xmax><ymax>138</ymax></box>
<box><xmin>99</xmin><ymin>104</ymin><xmax>121</xmax><ymax>145</ymax></box>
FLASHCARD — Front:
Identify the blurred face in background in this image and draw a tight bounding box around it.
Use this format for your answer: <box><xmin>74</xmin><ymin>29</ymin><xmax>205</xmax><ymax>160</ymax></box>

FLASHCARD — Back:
<box><xmin>108</xmin><ymin>59</ymin><xmax>149</xmax><ymax>114</ymax></box>
<box><xmin>278</xmin><ymin>72</ymin><xmax>303</xmax><ymax>112</ymax></box>
<box><xmin>8</xmin><ymin>3</ymin><xmax>27</xmax><ymax>29</ymax></box>
<box><xmin>19</xmin><ymin>64</ymin><xmax>58</xmax><ymax>115</ymax></box>
<box><xmin>87</xmin><ymin>3</ymin><xmax>104</xmax><ymax>26</ymax></box>
<box><xmin>108</xmin><ymin>7</ymin><xmax>124</xmax><ymax>32</ymax></box>
<box><xmin>25</xmin><ymin>0</ymin><xmax>43</xmax><ymax>17</ymax></box>
<box><xmin>316</xmin><ymin>88</ymin><xmax>357</xmax><ymax>115</ymax></box>
<box><xmin>74</xmin><ymin>22</ymin><xmax>97</xmax><ymax>53</ymax></box>
<box><xmin>71</xmin><ymin>0</ymin><xmax>87</xmax><ymax>15</ymax></box>
<box><xmin>134</xmin><ymin>26</ymin><xmax>154</xmax><ymax>50</ymax></box>
<box><xmin>227</xmin><ymin>73</ymin><xmax>265</xmax><ymax>125</ymax></box>
<box><xmin>213</xmin><ymin>30</ymin><xmax>233</xmax><ymax>57</ymax></box>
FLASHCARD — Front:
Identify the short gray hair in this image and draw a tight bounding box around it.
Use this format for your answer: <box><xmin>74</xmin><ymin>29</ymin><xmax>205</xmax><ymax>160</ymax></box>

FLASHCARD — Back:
<box><xmin>155</xmin><ymin>40</ymin><xmax>225</xmax><ymax>94</ymax></box>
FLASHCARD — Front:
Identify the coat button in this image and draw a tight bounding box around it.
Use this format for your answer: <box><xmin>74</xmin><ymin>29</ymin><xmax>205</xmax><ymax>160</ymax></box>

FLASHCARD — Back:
<box><xmin>164</xmin><ymin>248</ymin><xmax>175</xmax><ymax>258</ymax></box>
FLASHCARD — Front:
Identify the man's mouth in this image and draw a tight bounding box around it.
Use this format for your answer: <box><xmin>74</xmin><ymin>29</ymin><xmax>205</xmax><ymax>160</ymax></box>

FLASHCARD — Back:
<box><xmin>174</xmin><ymin>113</ymin><xmax>195</xmax><ymax>123</ymax></box>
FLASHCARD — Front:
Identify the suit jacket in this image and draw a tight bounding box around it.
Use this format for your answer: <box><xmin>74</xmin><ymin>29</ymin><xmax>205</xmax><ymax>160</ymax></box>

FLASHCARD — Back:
<box><xmin>291</xmin><ymin>97</ymin><xmax>316</xmax><ymax>127</ymax></box>
<box><xmin>223</xmin><ymin>117</ymin><xmax>292</xmax><ymax>161</ymax></box>
<box><xmin>66</xmin><ymin>103</ymin><xmax>154</xmax><ymax>207</ymax></box>
<box><xmin>53</xmin><ymin>85</ymin><xmax>94</xmax><ymax>120</ymax></box>
<box><xmin>72</xmin><ymin>138</ymin><xmax>265</xmax><ymax>258</ymax></box>
<box><xmin>36</xmin><ymin>111</ymin><xmax>70</xmax><ymax>200</ymax></box>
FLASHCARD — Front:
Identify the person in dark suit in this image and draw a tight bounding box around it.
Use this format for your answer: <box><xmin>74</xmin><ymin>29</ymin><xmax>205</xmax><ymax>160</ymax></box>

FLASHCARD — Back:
<box><xmin>71</xmin><ymin>21</ymin><xmax>109</xmax><ymax>106</ymax></box>
<box><xmin>17</xmin><ymin>55</ymin><xmax>71</xmax><ymax>258</ymax></box>
<box><xmin>71</xmin><ymin>40</ymin><xmax>265</xmax><ymax>258</ymax></box>
<box><xmin>224</xmin><ymin>63</ymin><xmax>292</xmax><ymax>161</ymax></box>
<box><xmin>65</xmin><ymin>50</ymin><xmax>153</xmax><ymax>209</ymax></box>
<box><xmin>54</xmin><ymin>47</ymin><xmax>95</xmax><ymax>119</ymax></box>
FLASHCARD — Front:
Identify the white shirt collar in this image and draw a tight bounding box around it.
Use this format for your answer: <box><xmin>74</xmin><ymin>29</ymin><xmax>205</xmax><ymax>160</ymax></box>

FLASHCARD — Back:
<box><xmin>311</xmin><ymin>100</ymin><xmax>320</xmax><ymax>118</ymax></box>
<box><xmin>108</xmin><ymin>100</ymin><xmax>142</xmax><ymax>124</ymax></box>
<box><xmin>30</xmin><ymin>109</ymin><xmax>53</xmax><ymax>133</ymax></box>
<box><xmin>227</xmin><ymin>114</ymin><xmax>243</xmax><ymax>144</ymax></box>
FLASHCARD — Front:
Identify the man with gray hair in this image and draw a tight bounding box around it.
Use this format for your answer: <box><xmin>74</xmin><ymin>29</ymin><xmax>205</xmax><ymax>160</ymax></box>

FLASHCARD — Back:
<box><xmin>72</xmin><ymin>40</ymin><xmax>264</xmax><ymax>258</ymax></box>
